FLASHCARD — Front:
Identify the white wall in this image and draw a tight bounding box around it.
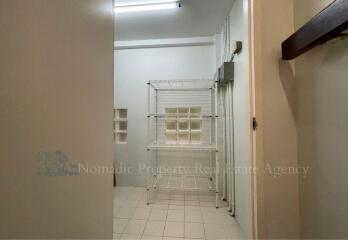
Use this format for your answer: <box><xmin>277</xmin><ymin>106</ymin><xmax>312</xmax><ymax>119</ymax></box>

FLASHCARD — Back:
<box><xmin>294</xmin><ymin>0</ymin><xmax>348</xmax><ymax>238</ymax></box>
<box><xmin>229</xmin><ymin>1</ymin><xmax>252</xmax><ymax>237</ymax></box>
<box><xmin>114</xmin><ymin>44</ymin><xmax>216</xmax><ymax>186</ymax></box>
<box><xmin>216</xmin><ymin>0</ymin><xmax>253</xmax><ymax>237</ymax></box>
<box><xmin>0</xmin><ymin>0</ymin><xmax>114</xmax><ymax>239</ymax></box>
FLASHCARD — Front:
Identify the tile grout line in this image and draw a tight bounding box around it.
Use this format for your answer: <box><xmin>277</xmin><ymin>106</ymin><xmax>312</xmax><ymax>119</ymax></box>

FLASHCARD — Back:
<box><xmin>139</xmin><ymin>196</ymin><xmax>149</xmax><ymax>240</ymax></box>
<box><xmin>163</xmin><ymin>199</ymin><xmax>169</xmax><ymax>239</ymax></box>
<box><xmin>140</xmin><ymin>192</ymin><xmax>154</xmax><ymax>240</ymax></box>
<box><xmin>183</xmin><ymin>192</ymin><xmax>186</xmax><ymax>239</ymax></box>
<box><xmin>200</xmin><ymin>196</ymin><xmax>208</xmax><ymax>240</ymax></box>
<box><xmin>120</xmin><ymin>188</ymin><xmax>133</xmax><ymax>239</ymax></box>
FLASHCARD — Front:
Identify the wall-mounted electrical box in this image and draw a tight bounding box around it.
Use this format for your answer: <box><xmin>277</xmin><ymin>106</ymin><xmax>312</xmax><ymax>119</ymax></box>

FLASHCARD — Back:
<box><xmin>218</xmin><ymin>62</ymin><xmax>234</xmax><ymax>85</ymax></box>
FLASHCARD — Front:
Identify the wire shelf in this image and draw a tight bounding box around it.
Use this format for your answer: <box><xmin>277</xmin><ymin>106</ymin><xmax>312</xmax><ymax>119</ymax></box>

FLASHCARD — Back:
<box><xmin>151</xmin><ymin>173</ymin><xmax>215</xmax><ymax>192</ymax></box>
<box><xmin>148</xmin><ymin>79</ymin><xmax>215</xmax><ymax>90</ymax></box>
<box><xmin>147</xmin><ymin>113</ymin><xmax>215</xmax><ymax>118</ymax></box>
<box><xmin>146</xmin><ymin>79</ymin><xmax>220</xmax><ymax>207</ymax></box>
<box><xmin>148</xmin><ymin>142</ymin><xmax>217</xmax><ymax>151</ymax></box>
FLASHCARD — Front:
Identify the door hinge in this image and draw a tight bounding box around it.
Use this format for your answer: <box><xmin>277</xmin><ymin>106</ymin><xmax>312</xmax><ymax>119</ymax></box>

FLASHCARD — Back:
<box><xmin>252</xmin><ymin>117</ymin><xmax>258</xmax><ymax>131</ymax></box>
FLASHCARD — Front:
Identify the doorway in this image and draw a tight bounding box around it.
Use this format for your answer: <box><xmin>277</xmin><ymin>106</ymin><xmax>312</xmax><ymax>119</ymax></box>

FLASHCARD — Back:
<box><xmin>113</xmin><ymin>0</ymin><xmax>255</xmax><ymax>239</ymax></box>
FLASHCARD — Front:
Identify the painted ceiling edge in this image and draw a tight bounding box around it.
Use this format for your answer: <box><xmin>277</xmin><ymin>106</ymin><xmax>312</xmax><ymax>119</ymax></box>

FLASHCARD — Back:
<box><xmin>114</xmin><ymin>37</ymin><xmax>215</xmax><ymax>50</ymax></box>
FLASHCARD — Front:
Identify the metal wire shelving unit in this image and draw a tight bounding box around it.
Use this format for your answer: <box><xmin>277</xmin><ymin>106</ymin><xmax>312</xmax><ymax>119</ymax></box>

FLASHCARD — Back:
<box><xmin>146</xmin><ymin>79</ymin><xmax>220</xmax><ymax>208</ymax></box>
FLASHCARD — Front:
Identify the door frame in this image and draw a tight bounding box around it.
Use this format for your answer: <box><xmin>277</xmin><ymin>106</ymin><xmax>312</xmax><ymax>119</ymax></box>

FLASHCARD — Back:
<box><xmin>248</xmin><ymin>0</ymin><xmax>264</xmax><ymax>238</ymax></box>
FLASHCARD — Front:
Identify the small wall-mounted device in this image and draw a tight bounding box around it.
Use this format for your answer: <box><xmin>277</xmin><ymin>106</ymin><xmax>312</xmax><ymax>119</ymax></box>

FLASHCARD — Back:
<box><xmin>230</xmin><ymin>41</ymin><xmax>243</xmax><ymax>62</ymax></box>
<box><xmin>177</xmin><ymin>0</ymin><xmax>183</xmax><ymax>8</ymax></box>
<box><xmin>233</xmin><ymin>41</ymin><xmax>243</xmax><ymax>55</ymax></box>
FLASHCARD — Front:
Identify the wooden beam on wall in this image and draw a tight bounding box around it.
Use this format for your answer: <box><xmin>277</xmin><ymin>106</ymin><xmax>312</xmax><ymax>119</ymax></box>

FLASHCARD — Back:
<box><xmin>282</xmin><ymin>0</ymin><xmax>348</xmax><ymax>60</ymax></box>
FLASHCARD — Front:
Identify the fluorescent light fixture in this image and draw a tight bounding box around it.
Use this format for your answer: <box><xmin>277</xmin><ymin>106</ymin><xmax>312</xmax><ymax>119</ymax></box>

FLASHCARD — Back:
<box><xmin>115</xmin><ymin>0</ymin><xmax>182</xmax><ymax>13</ymax></box>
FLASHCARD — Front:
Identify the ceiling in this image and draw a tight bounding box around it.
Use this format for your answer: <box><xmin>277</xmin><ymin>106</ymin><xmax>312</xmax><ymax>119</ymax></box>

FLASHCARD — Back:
<box><xmin>115</xmin><ymin>0</ymin><xmax>235</xmax><ymax>41</ymax></box>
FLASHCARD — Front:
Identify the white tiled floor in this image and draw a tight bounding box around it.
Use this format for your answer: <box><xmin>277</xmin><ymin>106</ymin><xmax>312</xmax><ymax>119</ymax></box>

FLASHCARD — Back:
<box><xmin>114</xmin><ymin>187</ymin><xmax>246</xmax><ymax>240</ymax></box>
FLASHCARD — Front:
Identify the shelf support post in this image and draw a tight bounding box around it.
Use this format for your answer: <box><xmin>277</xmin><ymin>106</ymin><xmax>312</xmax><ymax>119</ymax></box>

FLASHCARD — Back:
<box><xmin>146</xmin><ymin>82</ymin><xmax>151</xmax><ymax>205</ymax></box>
<box><xmin>215</xmin><ymin>81</ymin><xmax>219</xmax><ymax>208</ymax></box>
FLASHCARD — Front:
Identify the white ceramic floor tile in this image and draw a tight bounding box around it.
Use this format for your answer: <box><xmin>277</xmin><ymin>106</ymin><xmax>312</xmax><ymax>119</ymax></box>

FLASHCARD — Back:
<box><xmin>164</xmin><ymin>222</ymin><xmax>184</xmax><ymax>238</ymax></box>
<box><xmin>157</xmin><ymin>193</ymin><xmax>170</xmax><ymax>200</ymax></box>
<box><xmin>143</xmin><ymin>221</ymin><xmax>166</xmax><ymax>236</ymax></box>
<box><xmin>156</xmin><ymin>199</ymin><xmax>170</xmax><ymax>205</ymax></box>
<box><xmin>132</xmin><ymin>188</ymin><xmax>146</xmax><ymax>195</ymax></box>
<box><xmin>169</xmin><ymin>205</ymin><xmax>185</xmax><ymax>210</ymax></box>
<box><xmin>185</xmin><ymin>195</ymin><xmax>199</xmax><ymax>201</ymax></box>
<box><xmin>224</xmin><ymin>215</ymin><xmax>239</xmax><ymax>225</ymax></box>
<box><xmin>134</xmin><ymin>187</ymin><xmax>146</xmax><ymax>192</ymax></box>
<box><xmin>137</xmin><ymin>198</ymin><xmax>149</xmax><ymax>206</ymax></box>
<box><xmin>167</xmin><ymin>210</ymin><xmax>184</xmax><ymax>222</ymax></box>
<box><xmin>123</xmin><ymin>199</ymin><xmax>141</xmax><ymax>207</ymax></box>
<box><xmin>113</xmin><ymin>187</ymin><xmax>244</xmax><ymax>240</ymax></box>
<box><xmin>170</xmin><ymin>194</ymin><xmax>185</xmax><ymax>200</ymax></box>
<box><xmin>124</xmin><ymin>219</ymin><xmax>146</xmax><ymax>235</ymax></box>
<box><xmin>199</xmin><ymin>201</ymin><xmax>216</xmax><ymax>207</ymax></box>
<box><xmin>139</xmin><ymin>194</ymin><xmax>148</xmax><ymax>200</ymax></box>
<box><xmin>140</xmin><ymin>203</ymin><xmax>153</xmax><ymax>210</ymax></box>
<box><xmin>114</xmin><ymin>206</ymin><xmax>121</xmax><ymax>216</ymax></box>
<box><xmin>114</xmin><ymin>202</ymin><xmax>122</xmax><ymax>208</ymax></box>
<box><xmin>133</xmin><ymin>208</ymin><xmax>151</xmax><ymax>220</ymax></box>
<box><xmin>199</xmin><ymin>195</ymin><xmax>215</xmax><ymax>202</ymax></box>
<box><xmin>113</xmin><ymin>233</ymin><xmax>122</xmax><ymax>240</ymax></box>
<box><xmin>224</xmin><ymin>224</ymin><xmax>245</xmax><ymax>239</ymax></box>
<box><xmin>184</xmin><ymin>210</ymin><xmax>202</xmax><ymax>223</ymax></box>
<box><xmin>185</xmin><ymin>206</ymin><xmax>200</xmax><ymax>211</ymax></box>
<box><xmin>184</xmin><ymin>201</ymin><xmax>200</xmax><ymax>206</ymax></box>
<box><xmin>200</xmin><ymin>206</ymin><xmax>216</xmax><ymax>212</ymax></box>
<box><xmin>133</xmin><ymin>194</ymin><xmax>147</xmax><ymax>200</ymax></box>
<box><xmin>114</xmin><ymin>198</ymin><xmax>126</xmax><ymax>207</ymax></box>
<box><xmin>153</xmin><ymin>204</ymin><xmax>169</xmax><ymax>210</ymax></box>
<box><xmin>204</xmin><ymin>223</ymin><xmax>226</xmax><ymax>240</ymax></box>
<box><xmin>114</xmin><ymin>219</ymin><xmax>129</xmax><ymax>233</ymax></box>
<box><xmin>115</xmin><ymin>189</ymin><xmax>133</xmax><ymax>197</ymax></box>
<box><xmin>117</xmin><ymin>207</ymin><xmax>136</xmax><ymax>219</ymax></box>
<box><xmin>114</xmin><ymin>193</ymin><xmax>130</xmax><ymax>199</ymax></box>
<box><xmin>142</xmin><ymin>235</ymin><xmax>163</xmax><ymax>240</ymax></box>
<box><xmin>150</xmin><ymin>209</ymin><xmax>168</xmax><ymax>221</ymax></box>
<box><xmin>184</xmin><ymin>222</ymin><xmax>204</xmax><ymax>239</ymax></box>
<box><xmin>202</xmin><ymin>211</ymin><xmax>225</xmax><ymax>224</ymax></box>
<box><xmin>163</xmin><ymin>238</ymin><xmax>184</xmax><ymax>240</ymax></box>
<box><xmin>120</xmin><ymin>233</ymin><xmax>142</xmax><ymax>240</ymax></box>
<box><xmin>169</xmin><ymin>200</ymin><xmax>185</xmax><ymax>206</ymax></box>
